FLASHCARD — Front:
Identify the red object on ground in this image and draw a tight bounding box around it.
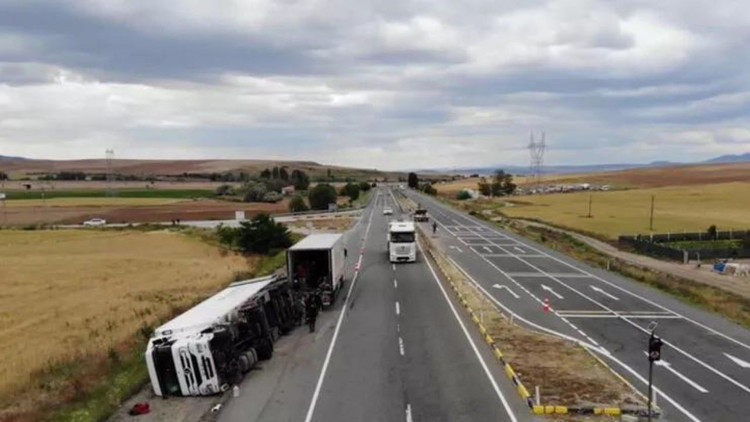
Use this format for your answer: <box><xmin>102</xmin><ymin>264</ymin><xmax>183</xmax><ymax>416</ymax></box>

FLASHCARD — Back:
<box><xmin>543</xmin><ymin>298</ymin><xmax>550</xmax><ymax>313</ymax></box>
<box><xmin>128</xmin><ymin>403</ymin><xmax>151</xmax><ymax>416</ymax></box>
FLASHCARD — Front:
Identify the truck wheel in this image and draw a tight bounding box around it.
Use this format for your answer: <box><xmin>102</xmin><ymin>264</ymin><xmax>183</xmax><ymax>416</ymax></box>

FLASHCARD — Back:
<box><xmin>249</xmin><ymin>348</ymin><xmax>258</xmax><ymax>364</ymax></box>
<box><xmin>257</xmin><ymin>338</ymin><xmax>274</xmax><ymax>360</ymax></box>
<box><xmin>239</xmin><ymin>355</ymin><xmax>251</xmax><ymax>373</ymax></box>
<box><xmin>245</xmin><ymin>350</ymin><xmax>257</xmax><ymax>368</ymax></box>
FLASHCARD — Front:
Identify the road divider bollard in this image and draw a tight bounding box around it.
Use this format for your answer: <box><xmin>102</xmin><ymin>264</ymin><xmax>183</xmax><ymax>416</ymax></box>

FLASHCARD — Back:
<box><xmin>543</xmin><ymin>298</ymin><xmax>550</xmax><ymax>313</ymax></box>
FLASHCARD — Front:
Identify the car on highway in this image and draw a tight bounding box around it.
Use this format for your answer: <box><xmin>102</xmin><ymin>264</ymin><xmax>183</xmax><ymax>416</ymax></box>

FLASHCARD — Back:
<box><xmin>83</xmin><ymin>218</ymin><xmax>107</xmax><ymax>227</ymax></box>
<box><xmin>383</xmin><ymin>207</ymin><xmax>393</xmax><ymax>216</ymax></box>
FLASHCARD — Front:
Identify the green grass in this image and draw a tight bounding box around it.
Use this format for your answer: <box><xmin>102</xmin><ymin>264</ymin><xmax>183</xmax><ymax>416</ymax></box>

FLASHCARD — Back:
<box><xmin>351</xmin><ymin>190</ymin><xmax>373</xmax><ymax>209</ymax></box>
<box><xmin>50</xmin><ymin>341</ymin><xmax>149</xmax><ymax>422</ymax></box>
<box><xmin>5</xmin><ymin>189</ymin><xmax>215</xmax><ymax>200</ymax></box>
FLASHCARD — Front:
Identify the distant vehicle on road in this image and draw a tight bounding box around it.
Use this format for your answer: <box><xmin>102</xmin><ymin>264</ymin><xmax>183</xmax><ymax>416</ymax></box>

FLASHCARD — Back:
<box><xmin>83</xmin><ymin>218</ymin><xmax>107</xmax><ymax>227</ymax></box>
<box><xmin>383</xmin><ymin>207</ymin><xmax>393</xmax><ymax>216</ymax></box>
<box><xmin>288</xmin><ymin>234</ymin><xmax>346</xmax><ymax>308</ymax></box>
<box><xmin>414</xmin><ymin>207</ymin><xmax>429</xmax><ymax>222</ymax></box>
<box><xmin>388</xmin><ymin>221</ymin><xmax>416</xmax><ymax>263</ymax></box>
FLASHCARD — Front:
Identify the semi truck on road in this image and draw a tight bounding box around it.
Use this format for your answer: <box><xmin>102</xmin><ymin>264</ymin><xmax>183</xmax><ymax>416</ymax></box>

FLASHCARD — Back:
<box><xmin>287</xmin><ymin>233</ymin><xmax>346</xmax><ymax>308</ymax></box>
<box><xmin>388</xmin><ymin>221</ymin><xmax>417</xmax><ymax>263</ymax></box>
<box><xmin>145</xmin><ymin>275</ymin><xmax>296</xmax><ymax>397</ymax></box>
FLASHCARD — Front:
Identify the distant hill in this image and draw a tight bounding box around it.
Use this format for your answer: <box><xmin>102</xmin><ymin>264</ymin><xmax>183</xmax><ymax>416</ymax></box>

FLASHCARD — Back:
<box><xmin>424</xmin><ymin>152</ymin><xmax>750</xmax><ymax>175</ymax></box>
<box><xmin>704</xmin><ymin>153</ymin><xmax>750</xmax><ymax>164</ymax></box>
<box><xmin>0</xmin><ymin>158</ymin><xmax>406</xmax><ymax>180</ymax></box>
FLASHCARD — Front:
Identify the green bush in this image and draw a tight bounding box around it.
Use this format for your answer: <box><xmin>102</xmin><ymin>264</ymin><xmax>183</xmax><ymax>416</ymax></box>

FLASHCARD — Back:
<box><xmin>262</xmin><ymin>191</ymin><xmax>282</xmax><ymax>203</ymax></box>
<box><xmin>309</xmin><ymin>184</ymin><xmax>337</xmax><ymax>210</ymax></box>
<box><xmin>214</xmin><ymin>184</ymin><xmax>234</xmax><ymax>196</ymax></box>
<box><xmin>456</xmin><ymin>190</ymin><xmax>472</xmax><ymax>200</ymax></box>
<box><xmin>242</xmin><ymin>182</ymin><xmax>267</xmax><ymax>202</ymax></box>
<box><xmin>341</xmin><ymin>182</ymin><xmax>360</xmax><ymax>201</ymax></box>
<box><xmin>359</xmin><ymin>181</ymin><xmax>372</xmax><ymax>192</ymax></box>
<box><xmin>289</xmin><ymin>195</ymin><xmax>309</xmax><ymax>212</ymax></box>
<box><xmin>217</xmin><ymin>214</ymin><xmax>292</xmax><ymax>254</ymax></box>
<box><xmin>421</xmin><ymin>183</ymin><xmax>437</xmax><ymax>195</ymax></box>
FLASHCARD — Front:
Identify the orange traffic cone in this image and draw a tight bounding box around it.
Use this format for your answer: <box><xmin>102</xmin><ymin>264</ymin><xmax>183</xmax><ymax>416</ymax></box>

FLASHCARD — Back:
<box><xmin>543</xmin><ymin>298</ymin><xmax>550</xmax><ymax>313</ymax></box>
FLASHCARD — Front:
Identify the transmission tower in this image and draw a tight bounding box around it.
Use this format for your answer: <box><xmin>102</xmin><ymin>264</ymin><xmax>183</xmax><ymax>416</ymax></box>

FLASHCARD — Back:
<box><xmin>105</xmin><ymin>149</ymin><xmax>115</xmax><ymax>197</ymax></box>
<box><xmin>528</xmin><ymin>131</ymin><xmax>546</xmax><ymax>190</ymax></box>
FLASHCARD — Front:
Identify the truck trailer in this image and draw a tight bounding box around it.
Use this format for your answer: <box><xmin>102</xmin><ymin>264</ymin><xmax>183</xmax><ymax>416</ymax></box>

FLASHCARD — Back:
<box><xmin>287</xmin><ymin>233</ymin><xmax>346</xmax><ymax>308</ymax></box>
<box><xmin>145</xmin><ymin>275</ymin><xmax>296</xmax><ymax>397</ymax></box>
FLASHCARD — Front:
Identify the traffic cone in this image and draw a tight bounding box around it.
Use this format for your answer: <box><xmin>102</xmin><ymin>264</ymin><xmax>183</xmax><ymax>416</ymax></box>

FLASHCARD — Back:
<box><xmin>543</xmin><ymin>298</ymin><xmax>550</xmax><ymax>313</ymax></box>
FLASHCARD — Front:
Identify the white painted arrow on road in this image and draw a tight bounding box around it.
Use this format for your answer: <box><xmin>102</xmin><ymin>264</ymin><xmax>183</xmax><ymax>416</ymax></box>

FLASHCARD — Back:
<box><xmin>590</xmin><ymin>285</ymin><xmax>619</xmax><ymax>301</ymax></box>
<box><xmin>541</xmin><ymin>284</ymin><xmax>564</xmax><ymax>299</ymax></box>
<box><xmin>493</xmin><ymin>284</ymin><xmax>519</xmax><ymax>299</ymax></box>
<box><xmin>725</xmin><ymin>353</ymin><xmax>750</xmax><ymax>368</ymax></box>
<box><xmin>449</xmin><ymin>245</ymin><xmax>464</xmax><ymax>253</ymax></box>
<box><xmin>643</xmin><ymin>352</ymin><xmax>709</xmax><ymax>393</ymax></box>
<box><xmin>513</xmin><ymin>246</ymin><xmax>525</xmax><ymax>253</ymax></box>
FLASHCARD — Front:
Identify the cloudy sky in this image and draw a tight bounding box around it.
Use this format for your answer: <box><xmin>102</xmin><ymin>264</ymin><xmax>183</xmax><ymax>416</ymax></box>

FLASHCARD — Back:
<box><xmin>1</xmin><ymin>0</ymin><xmax>749</xmax><ymax>170</ymax></box>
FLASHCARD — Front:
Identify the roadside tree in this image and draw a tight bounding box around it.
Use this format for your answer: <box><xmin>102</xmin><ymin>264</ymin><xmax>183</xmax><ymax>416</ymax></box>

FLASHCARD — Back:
<box><xmin>408</xmin><ymin>172</ymin><xmax>419</xmax><ymax>189</ymax></box>
<box><xmin>289</xmin><ymin>195</ymin><xmax>309</xmax><ymax>212</ymax></box>
<box><xmin>309</xmin><ymin>184</ymin><xmax>337</xmax><ymax>210</ymax></box>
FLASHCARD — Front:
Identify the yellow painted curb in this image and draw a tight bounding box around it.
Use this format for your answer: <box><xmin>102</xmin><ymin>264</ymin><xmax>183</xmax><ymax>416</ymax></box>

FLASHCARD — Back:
<box><xmin>604</xmin><ymin>408</ymin><xmax>621</xmax><ymax>416</ymax></box>
<box><xmin>504</xmin><ymin>364</ymin><xmax>515</xmax><ymax>380</ymax></box>
<box><xmin>493</xmin><ymin>347</ymin><xmax>503</xmax><ymax>360</ymax></box>
<box><xmin>478</xmin><ymin>324</ymin><xmax>487</xmax><ymax>335</ymax></box>
<box><xmin>485</xmin><ymin>334</ymin><xmax>494</xmax><ymax>345</ymax></box>
<box><xmin>532</xmin><ymin>406</ymin><xmax>545</xmax><ymax>415</ymax></box>
<box><xmin>471</xmin><ymin>314</ymin><xmax>480</xmax><ymax>325</ymax></box>
<box><xmin>554</xmin><ymin>406</ymin><xmax>568</xmax><ymax>414</ymax></box>
<box><xmin>518</xmin><ymin>384</ymin><xmax>530</xmax><ymax>399</ymax></box>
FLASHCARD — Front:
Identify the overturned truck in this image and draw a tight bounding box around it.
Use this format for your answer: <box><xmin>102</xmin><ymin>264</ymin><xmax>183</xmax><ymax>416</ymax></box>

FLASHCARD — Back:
<box><xmin>145</xmin><ymin>275</ymin><xmax>296</xmax><ymax>397</ymax></box>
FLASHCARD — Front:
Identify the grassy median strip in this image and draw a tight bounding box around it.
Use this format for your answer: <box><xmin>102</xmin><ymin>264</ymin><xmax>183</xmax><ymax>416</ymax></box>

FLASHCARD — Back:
<box><xmin>418</xmin><ymin>228</ymin><xmax>645</xmax><ymax>415</ymax></box>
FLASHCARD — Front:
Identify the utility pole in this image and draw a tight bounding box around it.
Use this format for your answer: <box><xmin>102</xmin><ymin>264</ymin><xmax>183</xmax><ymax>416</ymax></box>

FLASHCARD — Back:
<box><xmin>647</xmin><ymin>322</ymin><xmax>662</xmax><ymax>422</ymax></box>
<box><xmin>587</xmin><ymin>193</ymin><xmax>593</xmax><ymax>218</ymax></box>
<box><xmin>649</xmin><ymin>195</ymin><xmax>655</xmax><ymax>231</ymax></box>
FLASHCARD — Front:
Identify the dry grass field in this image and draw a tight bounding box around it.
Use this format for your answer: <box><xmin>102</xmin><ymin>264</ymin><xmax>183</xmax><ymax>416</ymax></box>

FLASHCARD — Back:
<box><xmin>499</xmin><ymin>182</ymin><xmax>750</xmax><ymax>238</ymax></box>
<box><xmin>0</xmin><ymin>230</ymin><xmax>250</xmax><ymax>417</ymax></box>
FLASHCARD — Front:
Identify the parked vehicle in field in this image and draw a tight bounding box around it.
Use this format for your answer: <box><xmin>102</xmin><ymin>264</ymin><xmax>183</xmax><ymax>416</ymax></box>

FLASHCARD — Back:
<box><xmin>145</xmin><ymin>275</ymin><xmax>296</xmax><ymax>397</ymax></box>
<box><xmin>287</xmin><ymin>234</ymin><xmax>346</xmax><ymax>308</ymax></box>
<box><xmin>83</xmin><ymin>218</ymin><xmax>107</xmax><ymax>226</ymax></box>
<box><xmin>388</xmin><ymin>221</ymin><xmax>417</xmax><ymax>263</ymax></box>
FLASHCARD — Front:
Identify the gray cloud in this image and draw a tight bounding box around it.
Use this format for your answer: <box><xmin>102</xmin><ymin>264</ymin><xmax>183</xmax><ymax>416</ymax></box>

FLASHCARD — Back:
<box><xmin>0</xmin><ymin>0</ymin><xmax>749</xmax><ymax>170</ymax></box>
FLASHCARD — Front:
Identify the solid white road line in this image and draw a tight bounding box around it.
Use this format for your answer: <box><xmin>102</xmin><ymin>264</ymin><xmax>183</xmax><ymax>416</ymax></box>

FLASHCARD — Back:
<box><xmin>405</xmin><ymin>404</ymin><xmax>413</xmax><ymax>422</ymax></box>
<box><xmin>396</xmin><ymin>301</ymin><xmax>401</xmax><ymax>316</ymax></box>
<box><xmin>590</xmin><ymin>285</ymin><xmax>619</xmax><ymax>301</ymax></box>
<box><xmin>541</xmin><ymin>284</ymin><xmax>564</xmax><ymax>300</ymax></box>
<box><xmin>492</xmin><ymin>284</ymin><xmax>520</xmax><ymax>299</ymax></box>
<box><xmin>445</xmin><ymin>255</ymin><xmax>703</xmax><ymax>422</ymax></box>
<box><xmin>304</xmin><ymin>207</ymin><xmax>376</xmax><ymax>422</ymax></box>
<box><xmin>399</xmin><ymin>337</ymin><xmax>405</xmax><ymax>356</ymax></box>
<box><xmin>419</xmin><ymin>241</ymin><xmax>519</xmax><ymax>422</ymax></box>
<box><xmin>457</xmin><ymin>223</ymin><xmax>750</xmax><ymax>396</ymax></box>
<box><xmin>643</xmin><ymin>352</ymin><xmax>709</xmax><ymax>393</ymax></box>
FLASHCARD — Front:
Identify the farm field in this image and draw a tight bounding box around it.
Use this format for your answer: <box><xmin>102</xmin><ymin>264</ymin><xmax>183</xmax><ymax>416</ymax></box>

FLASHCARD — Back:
<box><xmin>0</xmin><ymin>229</ymin><xmax>251</xmax><ymax>419</ymax></box>
<box><xmin>0</xmin><ymin>198</ymin><xmax>290</xmax><ymax>227</ymax></box>
<box><xmin>499</xmin><ymin>182</ymin><xmax>750</xmax><ymax>239</ymax></box>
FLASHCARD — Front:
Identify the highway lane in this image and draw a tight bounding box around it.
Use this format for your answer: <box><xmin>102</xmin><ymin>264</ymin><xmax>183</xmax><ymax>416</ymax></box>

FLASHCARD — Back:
<box><xmin>219</xmin><ymin>188</ymin><xmax>528</xmax><ymax>422</ymax></box>
<box><xmin>403</xmin><ymin>189</ymin><xmax>750</xmax><ymax>422</ymax></box>
<box><xmin>309</xmin><ymin>189</ymin><xmax>527</xmax><ymax>422</ymax></box>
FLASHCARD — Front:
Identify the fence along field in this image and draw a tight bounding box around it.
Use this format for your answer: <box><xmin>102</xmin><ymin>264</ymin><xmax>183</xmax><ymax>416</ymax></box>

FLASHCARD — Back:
<box><xmin>0</xmin><ymin>229</ymin><xmax>250</xmax><ymax>419</ymax></box>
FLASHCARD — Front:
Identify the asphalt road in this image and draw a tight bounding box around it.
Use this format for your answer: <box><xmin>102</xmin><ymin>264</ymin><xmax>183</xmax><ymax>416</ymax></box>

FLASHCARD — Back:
<box><xmin>403</xmin><ymin>188</ymin><xmax>750</xmax><ymax>422</ymax></box>
<box><xmin>218</xmin><ymin>188</ymin><xmax>530</xmax><ymax>422</ymax></box>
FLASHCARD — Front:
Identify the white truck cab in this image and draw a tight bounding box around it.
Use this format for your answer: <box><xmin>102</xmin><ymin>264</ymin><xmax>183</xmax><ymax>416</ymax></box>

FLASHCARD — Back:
<box><xmin>388</xmin><ymin>221</ymin><xmax>417</xmax><ymax>263</ymax></box>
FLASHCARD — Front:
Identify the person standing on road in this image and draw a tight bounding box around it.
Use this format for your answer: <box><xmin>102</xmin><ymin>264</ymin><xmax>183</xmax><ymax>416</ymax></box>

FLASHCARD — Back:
<box><xmin>432</xmin><ymin>221</ymin><xmax>438</xmax><ymax>235</ymax></box>
<box><xmin>306</xmin><ymin>291</ymin><xmax>322</xmax><ymax>333</ymax></box>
